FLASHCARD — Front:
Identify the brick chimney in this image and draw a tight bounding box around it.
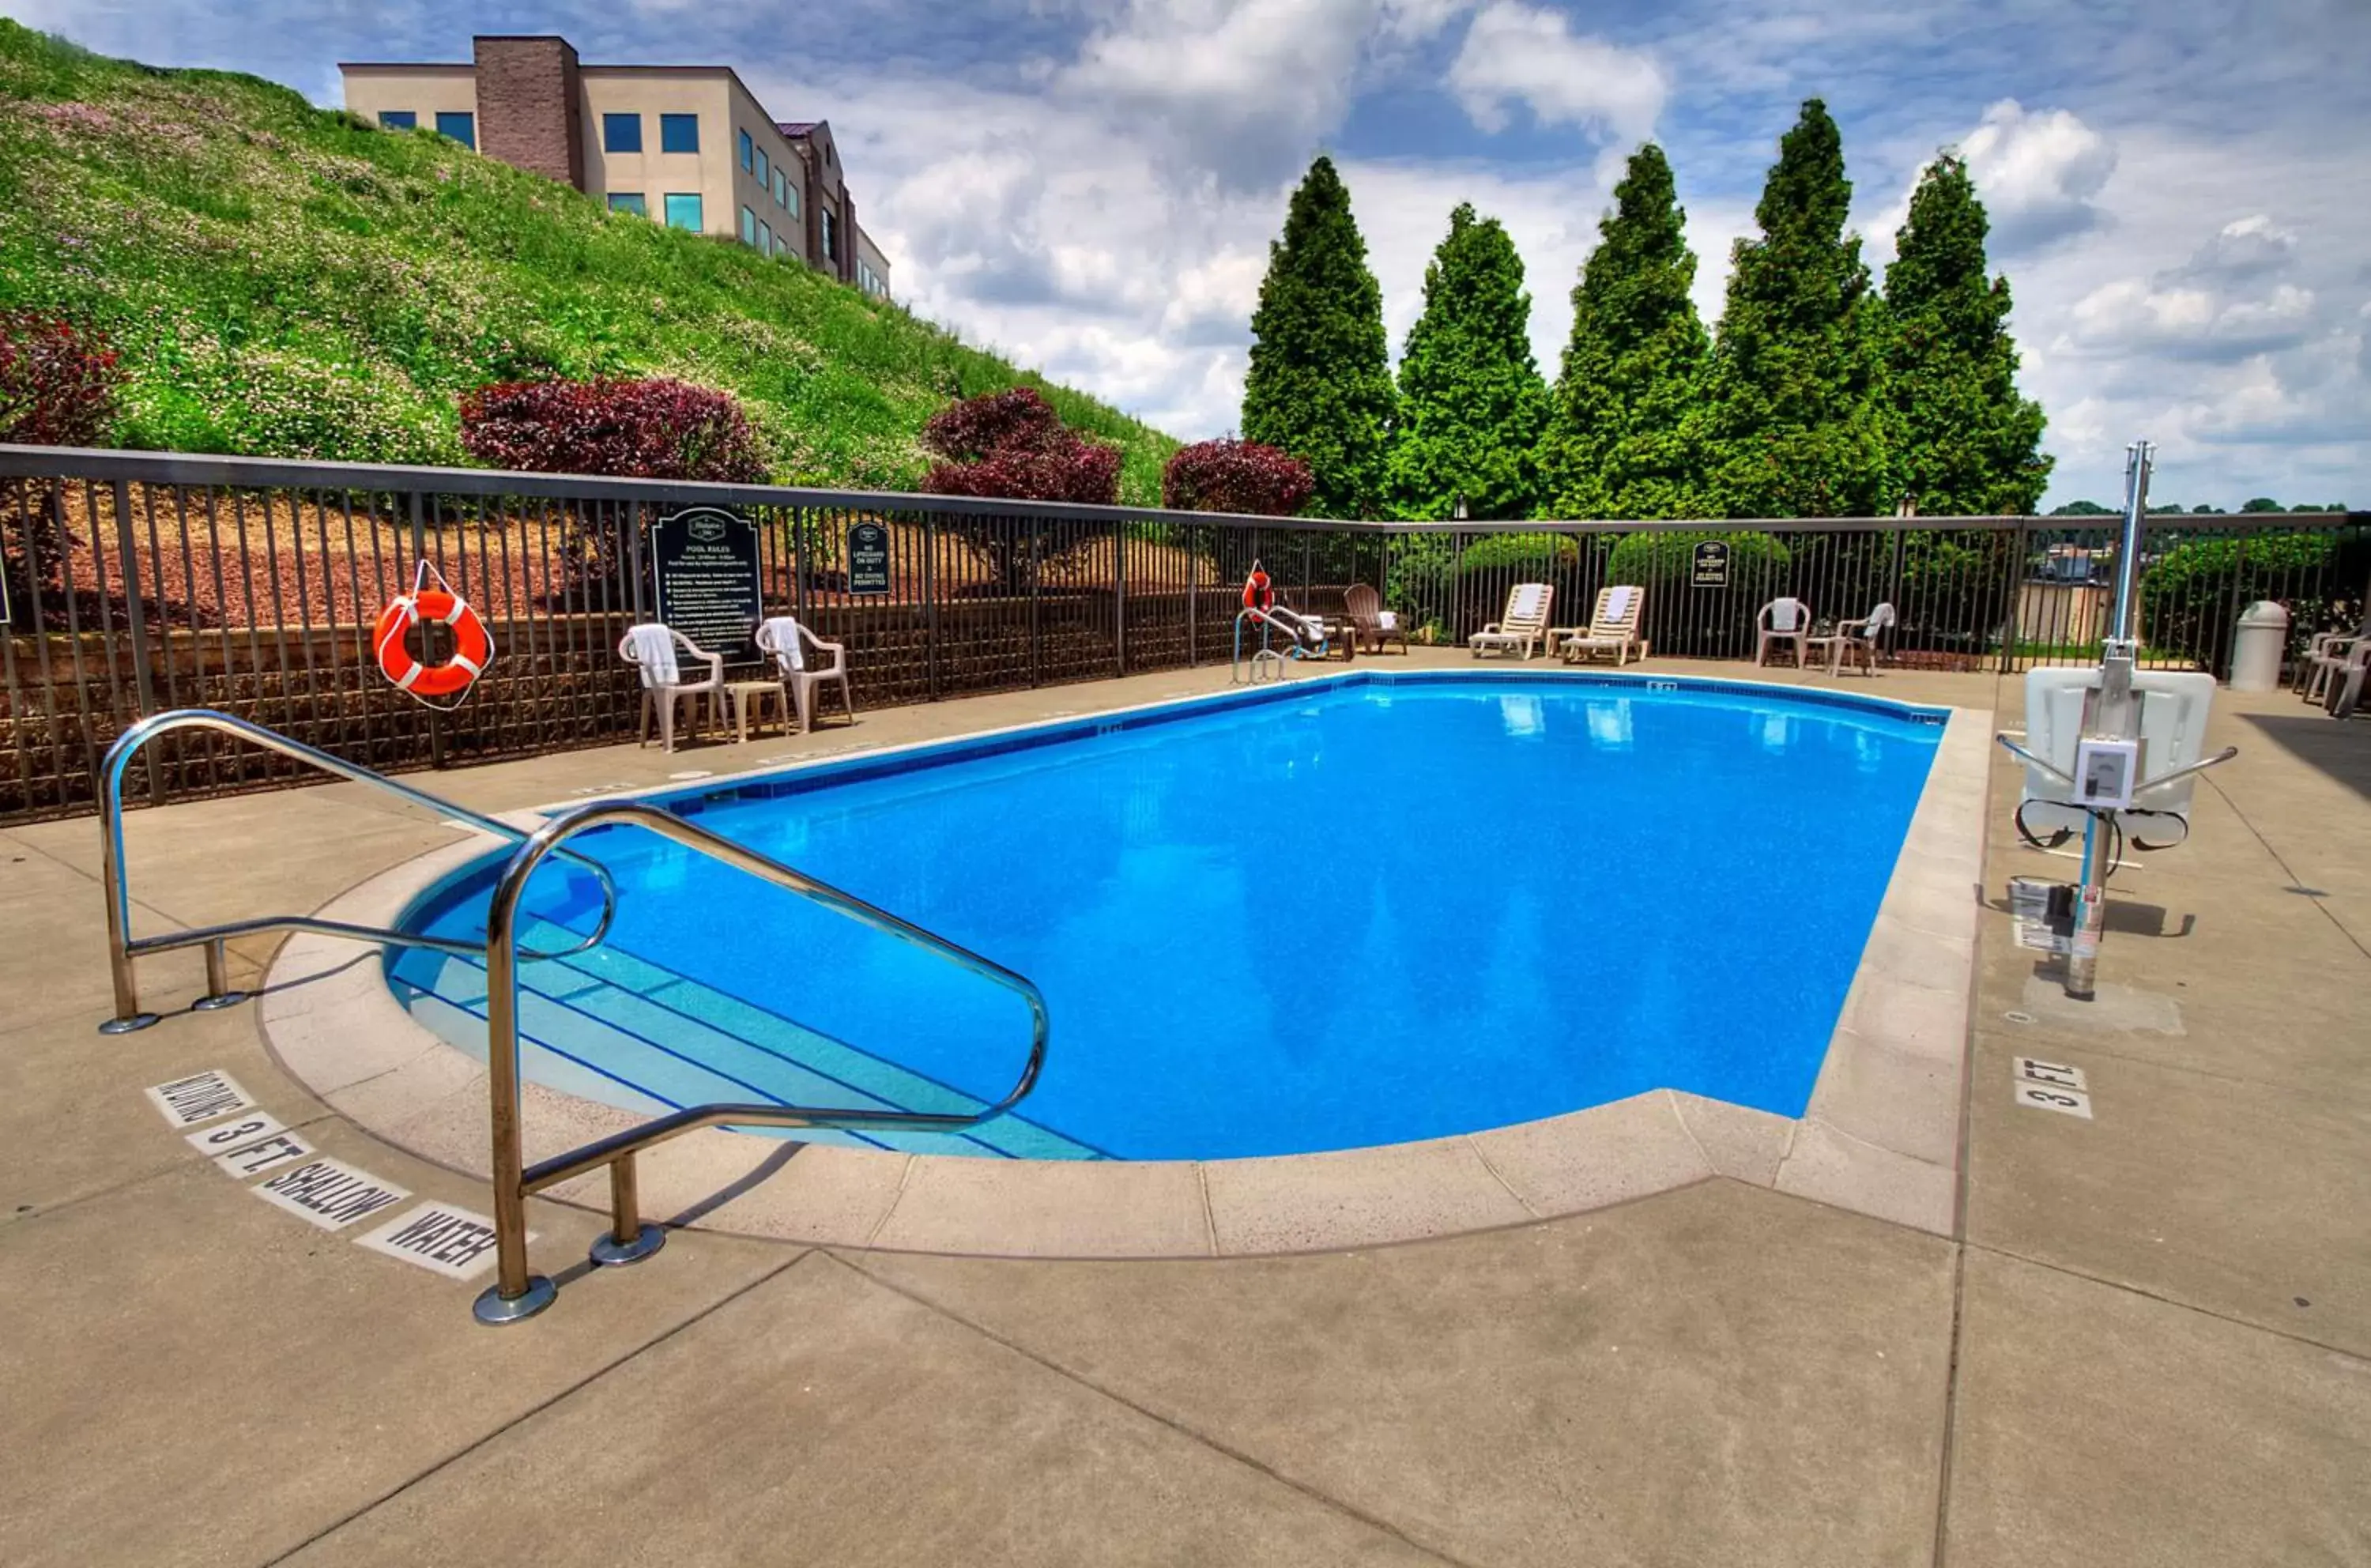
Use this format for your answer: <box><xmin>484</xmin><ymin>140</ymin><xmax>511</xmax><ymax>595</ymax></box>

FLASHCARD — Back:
<box><xmin>472</xmin><ymin>36</ymin><xmax>585</xmax><ymax>190</ymax></box>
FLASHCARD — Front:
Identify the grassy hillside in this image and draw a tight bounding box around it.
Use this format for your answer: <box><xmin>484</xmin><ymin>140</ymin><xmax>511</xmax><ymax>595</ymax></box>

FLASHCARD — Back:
<box><xmin>0</xmin><ymin>23</ymin><xmax>1178</xmax><ymax>502</ymax></box>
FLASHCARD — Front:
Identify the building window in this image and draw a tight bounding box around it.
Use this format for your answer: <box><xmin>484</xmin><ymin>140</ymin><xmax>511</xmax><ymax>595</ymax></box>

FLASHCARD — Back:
<box><xmin>740</xmin><ymin>205</ymin><xmax>757</xmax><ymax>245</ymax></box>
<box><xmin>435</xmin><ymin>111</ymin><xmax>475</xmax><ymax>150</ymax></box>
<box><xmin>601</xmin><ymin>113</ymin><xmax>641</xmax><ymax>153</ymax></box>
<box><xmin>737</xmin><ymin>128</ymin><xmax>753</xmax><ymax>171</ymax></box>
<box><xmin>378</xmin><ymin>110</ymin><xmax>416</xmax><ymax>130</ymax></box>
<box><xmin>774</xmin><ymin>233</ymin><xmax>790</xmax><ymax>258</ymax></box>
<box><xmin>756</xmin><ymin>148</ymin><xmax>769</xmax><ymax>187</ymax></box>
<box><xmin>608</xmin><ymin>192</ymin><xmax>647</xmax><ymax>217</ymax></box>
<box><xmin>660</xmin><ymin>114</ymin><xmax>699</xmax><ymax>154</ymax></box>
<box><xmin>759</xmin><ymin>219</ymin><xmax>773</xmax><ymax>253</ymax></box>
<box><xmin>664</xmin><ymin>193</ymin><xmax>703</xmax><ymax>231</ymax></box>
<box><xmin>784</xmin><ymin>181</ymin><xmax>799</xmax><ymax>220</ymax></box>
<box><xmin>820</xmin><ymin>209</ymin><xmax>836</xmax><ymax>262</ymax></box>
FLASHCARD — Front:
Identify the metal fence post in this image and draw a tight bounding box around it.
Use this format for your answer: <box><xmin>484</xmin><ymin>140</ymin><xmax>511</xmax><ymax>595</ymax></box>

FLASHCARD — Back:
<box><xmin>1114</xmin><ymin>517</ymin><xmax>1127</xmax><ymax>677</ymax></box>
<box><xmin>109</xmin><ymin>479</ymin><xmax>165</xmax><ymax>805</ymax></box>
<box><xmin>925</xmin><ymin>512</ymin><xmax>940</xmax><ymax>701</ymax></box>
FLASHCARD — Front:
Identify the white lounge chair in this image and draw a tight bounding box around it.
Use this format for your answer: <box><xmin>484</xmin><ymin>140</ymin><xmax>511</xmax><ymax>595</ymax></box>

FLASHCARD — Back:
<box><xmin>619</xmin><ymin>623</ymin><xmax>724</xmax><ymax>752</ymax></box>
<box><xmin>1804</xmin><ymin>602</ymin><xmax>1895</xmax><ymax>677</ymax></box>
<box><xmin>1556</xmin><ymin>584</ymin><xmax>1649</xmax><ymax>666</ymax></box>
<box><xmin>755</xmin><ymin>616</ymin><xmax>856</xmax><ymax>733</ymax></box>
<box><xmin>1755</xmin><ymin>597</ymin><xmax>1812</xmax><ymax>669</ymax></box>
<box><xmin>1469</xmin><ymin>583</ymin><xmax>1555</xmax><ymax>660</ymax></box>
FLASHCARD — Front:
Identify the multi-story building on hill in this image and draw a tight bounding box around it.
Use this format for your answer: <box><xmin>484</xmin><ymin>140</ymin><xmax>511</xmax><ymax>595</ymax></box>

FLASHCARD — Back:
<box><xmin>341</xmin><ymin>35</ymin><xmax>890</xmax><ymax>300</ymax></box>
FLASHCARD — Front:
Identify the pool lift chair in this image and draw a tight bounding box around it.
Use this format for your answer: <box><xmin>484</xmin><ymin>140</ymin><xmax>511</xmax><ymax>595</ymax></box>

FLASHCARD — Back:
<box><xmin>1995</xmin><ymin>439</ymin><xmax>2237</xmax><ymax>1001</ymax></box>
<box><xmin>1232</xmin><ymin>560</ymin><xmax>1333</xmax><ymax>684</ymax></box>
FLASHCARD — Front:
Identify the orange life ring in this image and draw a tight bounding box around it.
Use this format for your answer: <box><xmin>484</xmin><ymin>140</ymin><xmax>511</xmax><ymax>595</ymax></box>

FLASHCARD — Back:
<box><xmin>374</xmin><ymin>589</ymin><xmax>491</xmax><ymax>698</ymax></box>
<box><xmin>1242</xmin><ymin>569</ymin><xmax>1275</xmax><ymax>614</ymax></box>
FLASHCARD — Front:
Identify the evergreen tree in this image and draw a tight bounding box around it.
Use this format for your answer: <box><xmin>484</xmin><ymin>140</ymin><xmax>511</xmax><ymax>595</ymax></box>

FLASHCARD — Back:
<box><xmin>1883</xmin><ymin>154</ymin><xmax>2050</xmax><ymax>514</ymax></box>
<box><xmin>1387</xmin><ymin>203</ymin><xmax>1548</xmax><ymax>520</ymax></box>
<box><xmin>1703</xmin><ymin>100</ymin><xmax>1890</xmax><ymax>517</ymax></box>
<box><xmin>1242</xmin><ymin>156</ymin><xmax>1396</xmax><ymax>518</ymax></box>
<box><xmin>1539</xmin><ymin>143</ymin><xmax>1709</xmax><ymax>518</ymax></box>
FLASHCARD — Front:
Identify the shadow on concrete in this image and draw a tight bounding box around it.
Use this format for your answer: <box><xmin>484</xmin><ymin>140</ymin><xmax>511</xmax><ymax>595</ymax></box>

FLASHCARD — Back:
<box><xmin>2237</xmin><ymin>710</ymin><xmax>2371</xmax><ymax>804</ymax></box>
<box><xmin>1982</xmin><ymin>894</ymin><xmax>2196</xmax><ymax>939</ymax></box>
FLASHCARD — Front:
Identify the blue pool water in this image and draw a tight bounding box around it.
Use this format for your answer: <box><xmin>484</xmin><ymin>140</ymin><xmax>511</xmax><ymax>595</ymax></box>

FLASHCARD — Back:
<box><xmin>390</xmin><ymin>673</ymin><xmax>1943</xmax><ymax>1160</ymax></box>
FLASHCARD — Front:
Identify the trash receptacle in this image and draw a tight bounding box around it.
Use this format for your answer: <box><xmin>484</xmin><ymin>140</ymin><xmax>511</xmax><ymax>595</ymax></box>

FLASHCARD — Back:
<box><xmin>2230</xmin><ymin>600</ymin><xmax>2289</xmax><ymax>691</ymax></box>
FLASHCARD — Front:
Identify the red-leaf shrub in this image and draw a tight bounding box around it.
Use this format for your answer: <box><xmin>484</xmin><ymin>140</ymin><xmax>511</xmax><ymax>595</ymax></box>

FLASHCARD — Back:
<box><xmin>458</xmin><ymin>377</ymin><xmax>767</xmax><ymax>483</ymax></box>
<box><xmin>1162</xmin><ymin>438</ymin><xmax>1314</xmax><ymax>517</ymax></box>
<box><xmin>3</xmin><ymin>311</ymin><xmax>125</xmax><ymax>626</ymax></box>
<box><xmin>918</xmin><ymin>387</ymin><xmax>1121</xmax><ymax>507</ymax></box>
<box><xmin>0</xmin><ymin>311</ymin><xmax>122</xmax><ymax>447</ymax></box>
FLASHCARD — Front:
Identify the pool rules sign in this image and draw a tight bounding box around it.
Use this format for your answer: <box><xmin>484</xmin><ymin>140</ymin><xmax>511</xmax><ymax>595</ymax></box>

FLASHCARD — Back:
<box><xmin>650</xmin><ymin>507</ymin><xmax>762</xmax><ymax>661</ymax></box>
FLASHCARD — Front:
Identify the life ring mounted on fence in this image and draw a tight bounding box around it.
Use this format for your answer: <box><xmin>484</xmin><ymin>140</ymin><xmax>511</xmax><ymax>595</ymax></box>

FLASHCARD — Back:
<box><xmin>374</xmin><ymin>562</ymin><xmax>492</xmax><ymax>703</ymax></box>
<box><xmin>1242</xmin><ymin>564</ymin><xmax>1276</xmax><ymax>616</ymax></box>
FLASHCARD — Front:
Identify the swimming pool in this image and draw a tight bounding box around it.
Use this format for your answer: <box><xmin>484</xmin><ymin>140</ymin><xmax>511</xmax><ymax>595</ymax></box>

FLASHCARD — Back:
<box><xmin>388</xmin><ymin>673</ymin><xmax>1943</xmax><ymax>1162</ymax></box>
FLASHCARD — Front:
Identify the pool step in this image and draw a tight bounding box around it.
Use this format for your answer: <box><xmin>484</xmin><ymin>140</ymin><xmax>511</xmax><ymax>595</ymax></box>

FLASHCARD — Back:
<box><xmin>387</xmin><ymin>924</ymin><xmax>1095</xmax><ymax>1160</ymax></box>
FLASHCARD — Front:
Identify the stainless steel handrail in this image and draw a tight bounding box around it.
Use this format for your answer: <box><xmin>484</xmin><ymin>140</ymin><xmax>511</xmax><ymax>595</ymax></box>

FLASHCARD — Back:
<box><xmin>474</xmin><ymin>798</ymin><xmax>1049</xmax><ymax>1326</ymax></box>
<box><xmin>96</xmin><ymin>709</ymin><xmax>620</xmax><ymax>1032</ymax></box>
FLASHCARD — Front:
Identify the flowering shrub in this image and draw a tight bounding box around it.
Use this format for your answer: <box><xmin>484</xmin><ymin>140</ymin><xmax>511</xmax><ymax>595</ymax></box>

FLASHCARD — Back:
<box><xmin>1161</xmin><ymin>438</ymin><xmax>1313</xmax><ymax>517</ymax></box>
<box><xmin>918</xmin><ymin>387</ymin><xmax>1121</xmax><ymax>506</ymax></box>
<box><xmin>0</xmin><ymin>310</ymin><xmax>122</xmax><ymax>447</ymax></box>
<box><xmin>458</xmin><ymin>377</ymin><xmax>767</xmax><ymax>482</ymax></box>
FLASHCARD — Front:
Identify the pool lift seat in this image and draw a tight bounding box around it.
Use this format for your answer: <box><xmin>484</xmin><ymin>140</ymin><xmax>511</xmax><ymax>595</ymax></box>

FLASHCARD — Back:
<box><xmin>2009</xmin><ymin>666</ymin><xmax>2221</xmax><ymax>855</ymax></box>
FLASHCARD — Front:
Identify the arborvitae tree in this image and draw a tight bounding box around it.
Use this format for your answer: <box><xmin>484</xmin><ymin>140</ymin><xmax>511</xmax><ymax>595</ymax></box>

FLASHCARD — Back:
<box><xmin>1539</xmin><ymin>143</ymin><xmax>1709</xmax><ymax>518</ymax></box>
<box><xmin>1387</xmin><ymin>203</ymin><xmax>1548</xmax><ymax>520</ymax></box>
<box><xmin>1242</xmin><ymin>156</ymin><xmax>1396</xmax><ymax>518</ymax></box>
<box><xmin>1883</xmin><ymin>154</ymin><xmax>2049</xmax><ymax>514</ymax></box>
<box><xmin>1703</xmin><ymin>100</ymin><xmax>1890</xmax><ymax>517</ymax></box>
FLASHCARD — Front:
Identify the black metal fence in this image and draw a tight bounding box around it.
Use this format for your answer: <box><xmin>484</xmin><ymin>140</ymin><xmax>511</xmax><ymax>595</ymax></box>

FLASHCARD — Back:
<box><xmin>3</xmin><ymin>445</ymin><xmax>2363</xmax><ymax>824</ymax></box>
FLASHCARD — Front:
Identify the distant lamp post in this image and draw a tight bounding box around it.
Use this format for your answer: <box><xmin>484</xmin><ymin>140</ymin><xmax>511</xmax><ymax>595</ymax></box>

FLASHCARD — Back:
<box><xmin>1452</xmin><ymin>493</ymin><xmax>1468</xmax><ymax>522</ymax></box>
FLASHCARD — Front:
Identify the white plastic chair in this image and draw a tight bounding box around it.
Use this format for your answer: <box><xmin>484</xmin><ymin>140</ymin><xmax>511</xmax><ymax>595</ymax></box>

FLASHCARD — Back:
<box><xmin>619</xmin><ymin>624</ymin><xmax>724</xmax><ymax>752</ymax></box>
<box><xmin>755</xmin><ymin>616</ymin><xmax>856</xmax><ymax>733</ymax></box>
<box><xmin>1804</xmin><ymin>602</ymin><xmax>1895</xmax><ymax>677</ymax></box>
<box><xmin>1755</xmin><ymin>597</ymin><xmax>1811</xmax><ymax>669</ymax></box>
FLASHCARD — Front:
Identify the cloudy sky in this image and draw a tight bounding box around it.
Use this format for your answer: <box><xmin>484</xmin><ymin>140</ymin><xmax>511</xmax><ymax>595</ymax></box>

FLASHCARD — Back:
<box><xmin>13</xmin><ymin>0</ymin><xmax>2369</xmax><ymax>508</ymax></box>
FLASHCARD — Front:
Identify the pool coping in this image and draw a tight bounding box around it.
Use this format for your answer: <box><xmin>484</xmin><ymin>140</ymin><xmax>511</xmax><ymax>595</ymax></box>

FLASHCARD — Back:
<box><xmin>261</xmin><ymin>669</ymin><xmax>1989</xmax><ymax>1256</ymax></box>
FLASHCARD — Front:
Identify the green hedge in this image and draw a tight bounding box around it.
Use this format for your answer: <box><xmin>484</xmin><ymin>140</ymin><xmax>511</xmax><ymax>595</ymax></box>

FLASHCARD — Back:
<box><xmin>1457</xmin><ymin>531</ymin><xmax>1582</xmax><ymax>575</ymax></box>
<box><xmin>2141</xmin><ymin>530</ymin><xmax>2356</xmax><ymax>672</ymax></box>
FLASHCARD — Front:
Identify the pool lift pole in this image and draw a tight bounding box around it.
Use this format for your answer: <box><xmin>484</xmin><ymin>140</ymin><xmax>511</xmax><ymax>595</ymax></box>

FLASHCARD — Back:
<box><xmin>2062</xmin><ymin>442</ymin><xmax>2154</xmax><ymax>998</ymax></box>
<box><xmin>2000</xmin><ymin>439</ymin><xmax>2235</xmax><ymax>1001</ymax></box>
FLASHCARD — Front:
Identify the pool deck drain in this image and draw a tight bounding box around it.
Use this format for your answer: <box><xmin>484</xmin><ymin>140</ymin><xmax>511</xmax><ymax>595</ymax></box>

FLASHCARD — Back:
<box><xmin>4</xmin><ymin>652</ymin><xmax>2366</xmax><ymax>1567</ymax></box>
<box><xmin>258</xmin><ymin>673</ymin><xmax>1990</xmax><ymax>1256</ymax></box>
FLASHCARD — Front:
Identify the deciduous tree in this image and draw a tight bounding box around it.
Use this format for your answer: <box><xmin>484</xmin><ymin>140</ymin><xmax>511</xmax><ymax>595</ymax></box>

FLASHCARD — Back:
<box><xmin>1387</xmin><ymin>202</ymin><xmax>1547</xmax><ymax>520</ymax></box>
<box><xmin>1242</xmin><ymin>157</ymin><xmax>1396</xmax><ymax>518</ymax></box>
<box><xmin>1539</xmin><ymin>145</ymin><xmax>1709</xmax><ymax>518</ymax></box>
<box><xmin>1702</xmin><ymin>100</ymin><xmax>1890</xmax><ymax>517</ymax></box>
<box><xmin>1883</xmin><ymin>154</ymin><xmax>2049</xmax><ymax>514</ymax></box>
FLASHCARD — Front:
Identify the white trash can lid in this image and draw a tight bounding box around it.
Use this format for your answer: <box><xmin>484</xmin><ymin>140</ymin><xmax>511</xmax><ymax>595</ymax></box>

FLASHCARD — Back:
<box><xmin>2237</xmin><ymin>600</ymin><xmax>2290</xmax><ymax>627</ymax></box>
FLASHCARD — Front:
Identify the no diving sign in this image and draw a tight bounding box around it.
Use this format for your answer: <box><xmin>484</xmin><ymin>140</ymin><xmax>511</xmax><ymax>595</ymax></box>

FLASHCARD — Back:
<box><xmin>147</xmin><ymin>1070</ymin><xmax>254</xmax><ymax>1129</ymax></box>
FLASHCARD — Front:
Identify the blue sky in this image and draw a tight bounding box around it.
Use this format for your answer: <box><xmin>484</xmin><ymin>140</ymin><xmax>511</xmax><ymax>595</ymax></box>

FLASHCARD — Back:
<box><xmin>11</xmin><ymin>0</ymin><xmax>2369</xmax><ymax>508</ymax></box>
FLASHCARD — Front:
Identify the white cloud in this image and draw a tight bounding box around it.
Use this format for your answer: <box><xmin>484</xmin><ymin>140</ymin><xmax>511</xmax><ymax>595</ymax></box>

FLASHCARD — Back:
<box><xmin>1956</xmin><ymin>99</ymin><xmax>2117</xmax><ymax>252</ymax></box>
<box><xmin>1056</xmin><ymin>0</ymin><xmax>1470</xmax><ymax>189</ymax></box>
<box><xmin>1446</xmin><ymin>1</ymin><xmax>1666</xmax><ymax>141</ymax></box>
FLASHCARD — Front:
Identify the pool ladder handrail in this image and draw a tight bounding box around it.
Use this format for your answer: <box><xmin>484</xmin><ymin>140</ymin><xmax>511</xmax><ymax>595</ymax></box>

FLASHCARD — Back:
<box><xmin>96</xmin><ymin>709</ymin><xmax>621</xmax><ymax>1034</ymax></box>
<box><xmin>475</xmin><ymin>798</ymin><xmax>1050</xmax><ymax>1327</ymax></box>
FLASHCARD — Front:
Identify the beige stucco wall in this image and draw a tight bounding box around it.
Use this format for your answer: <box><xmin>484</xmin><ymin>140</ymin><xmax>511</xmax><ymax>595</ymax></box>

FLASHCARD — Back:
<box><xmin>340</xmin><ymin>66</ymin><xmax>481</xmax><ymax>129</ymax></box>
<box><xmin>341</xmin><ymin>60</ymin><xmax>854</xmax><ymax>281</ymax></box>
<box><xmin>857</xmin><ymin>226</ymin><xmax>893</xmax><ymax>300</ymax></box>
<box><xmin>576</xmin><ymin>72</ymin><xmax>732</xmax><ymax>239</ymax></box>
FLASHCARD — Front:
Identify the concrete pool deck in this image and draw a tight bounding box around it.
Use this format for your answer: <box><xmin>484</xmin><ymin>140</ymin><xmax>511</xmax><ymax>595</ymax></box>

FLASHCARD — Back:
<box><xmin>2</xmin><ymin>649</ymin><xmax>2366</xmax><ymax>1566</ymax></box>
<box><xmin>257</xmin><ymin>667</ymin><xmax>1987</xmax><ymax>1256</ymax></box>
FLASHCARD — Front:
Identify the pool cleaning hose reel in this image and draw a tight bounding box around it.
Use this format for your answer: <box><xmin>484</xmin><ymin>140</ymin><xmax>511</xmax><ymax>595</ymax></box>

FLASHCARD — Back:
<box><xmin>1996</xmin><ymin>439</ymin><xmax>2237</xmax><ymax>1000</ymax></box>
